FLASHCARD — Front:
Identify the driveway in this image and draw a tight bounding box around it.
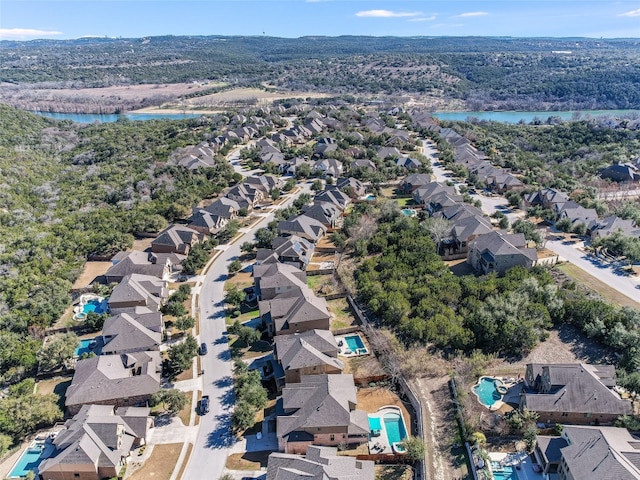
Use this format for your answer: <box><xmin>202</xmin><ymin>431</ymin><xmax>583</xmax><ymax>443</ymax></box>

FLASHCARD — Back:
<box><xmin>181</xmin><ymin>182</ymin><xmax>312</xmax><ymax>480</ymax></box>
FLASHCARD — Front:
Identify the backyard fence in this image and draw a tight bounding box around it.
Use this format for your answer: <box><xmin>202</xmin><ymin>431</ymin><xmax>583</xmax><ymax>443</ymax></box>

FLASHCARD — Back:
<box><xmin>451</xmin><ymin>378</ymin><xmax>479</xmax><ymax>480</ymax></box>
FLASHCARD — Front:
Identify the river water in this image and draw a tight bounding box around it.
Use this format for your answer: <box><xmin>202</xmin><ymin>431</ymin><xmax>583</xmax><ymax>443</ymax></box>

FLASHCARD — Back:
<box><xmin>33</xmin><ymin>109</ymin><xmax>640</xmax><ymax>124</ymax></box>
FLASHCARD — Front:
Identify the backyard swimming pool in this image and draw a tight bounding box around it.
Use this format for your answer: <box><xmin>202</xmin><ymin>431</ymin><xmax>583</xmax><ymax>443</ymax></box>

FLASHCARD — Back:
<box><xmin>473</xmin><ymin>376</ymin><xmax>504</xmax><ymax>408</ymax></box>
<box><xmin>74</xmin><ymin>337</ymin><xmax>102</xmax><ymax>357</ymax></box>
<box><xmin>73</xmin><ymin>294</ymin><xmax>108</xmax><ymax>320</ymax></box>
<box><xmin>491</xmin><ymin>463</ymin><xmax>520</xmax><ymax>480</ymax></box>
<box><xmin>383</xmin><ymin>411</ymin><xmax>407</xmax><ymax>445</ymax></box>
<box><xmin>8</xmin><ymin>441</ymin><xmax>55</xmax><ymax>478</ymax></box>
<box><xmin>401</xmin><ymin>208</ymin><xmax>416</xmax><ymax>217</ymax></box>
<box><xmin>344</xmin><ymin>334</ymin><xmax>366</xmax><ymax>353</ymax></box>
<box><xmin>368</xmin><ymin>416</ymin><xmax>382</xmax><ymax>431</ymax></box>
<box><xmin>83</xmin><ymin>298</ymin><xmax>108</xmax><ymax>314</ymax></box>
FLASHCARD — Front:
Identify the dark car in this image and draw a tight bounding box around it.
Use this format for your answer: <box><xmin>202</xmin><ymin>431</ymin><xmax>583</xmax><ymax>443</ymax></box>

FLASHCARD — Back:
<box><xmin>199</xmin><ymin>395</ymin><xmax>210</xmax><ymax>415</ymax></box>
<box><xmin>199</xmin><ymin>342</ymin><xmax>208</xmax><ymax>355</ymax></box>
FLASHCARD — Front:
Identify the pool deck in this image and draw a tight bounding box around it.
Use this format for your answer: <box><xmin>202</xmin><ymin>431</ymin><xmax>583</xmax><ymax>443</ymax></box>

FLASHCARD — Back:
<box><xmin>473</xmin><ymin>376</ymin><xmax>522</xmax><ymax>411</ymax></box>
<box><xmin>489</xmin><ymin>452</ymin><xmax>543</xmax><ymax>480</ymax></box>
<box><xmin>335</xmin><ymin>334</ymin><xmax>369</xmax><ymax>357</ymax></box>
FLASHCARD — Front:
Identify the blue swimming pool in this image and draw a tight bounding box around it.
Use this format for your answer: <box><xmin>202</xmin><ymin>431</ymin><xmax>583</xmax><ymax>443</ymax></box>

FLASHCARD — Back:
<box><xmin>383</xmin><ymin>412</ymin><xmax>407</xmax><ymax>445</ymax></box>
<box><xmin>74</xmin><ymin>337</ymin><xmax>102</xmax><ymax>357</ymax></box>
<box><xmin>344</xmin><ymin>335</ymin><xmax>365</xmax><ymax>352</ymax></box>
<box><xmin>8</xmin><ymin>441</ymin><xmax>55</xmax><ymax>478</ymax></box>
<box><xmin>401</xmin><ymin>208</ymin><xmax>416</xmax><ymax>217</ymax></box>
<box><xmin>83</xmin><ymin>298</ymin><xmax>108</xmax><ymax>314</ymax></box>
<box><xmin>473</xmin><ymin>377</ymin><xmax>503</xmax><ymax>408</ymax></box>
<box><xmin>365</xmin><ymin>194</ymin><xmax>376</xmax><ymax>201</ymax></box>
<box><xmin>368</xmin><ymin>416</ymin><xmax>382</xmax><ymax>431</ymax></box>
<box><xmin>492</xmin><ymin>464</ymin><xmax>520</xmax><ymax>480</ymax></box>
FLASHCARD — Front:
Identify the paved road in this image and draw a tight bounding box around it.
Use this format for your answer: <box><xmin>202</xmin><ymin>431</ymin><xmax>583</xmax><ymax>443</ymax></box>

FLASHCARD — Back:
<box><xmin>545</xmin><ymin>236</ymin><xmax>640</xmax><ymax>303</ymax></box>
<box><xmin>182</xmin><ymin>182</ymin><xmax>312</xmax><ymax>480</ymax></box>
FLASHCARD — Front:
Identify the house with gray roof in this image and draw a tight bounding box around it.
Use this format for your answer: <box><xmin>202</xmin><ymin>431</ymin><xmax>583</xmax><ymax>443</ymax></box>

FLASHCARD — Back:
<box><xmin>176</xmin><ymin>145</ymin><xmax>216</xmax><ymax>170</ymax></box>
<box><xmin>350</xmin><ymin>159</ymin><xmax>376</xmax><ymax>172</ymax></box>
<box><xmin>204</xmin><ymin>196</ymin><xmax>241</xmax><ymax>219</ymax></box>
<box><xmin>554</xmin><ymin>201</ymin><xmax>599</xmax><ymax>230</ymax></box>
<box><xmin>315</xmin><ymin>189</ymin><xmax>351</xmax><ymax>211</ymax></box>
<box><xmin>599</xmin><ymin>163</ymin><xmax>640</xmax><ymax>183</ymax></box>
<box><xmin>278</xmin><ymin>215</ymin><xmax>327</xmax><ymax>244</ymax></box>
<box><xmin>38</xmin><ymin>404</ymin><xmax>152</xmax><ymax>480</ymax></box>
<box><xmin>535</xmin><ymin>426</ymin><xmax>640</xmax><ymax>479</ymax></box>
<box><xmin>313</xmin><ymin>158</ymin><xmax>343</xmax><ymax>178</ymax></box>
<box><xmin>467</xmin><ymin>231</ymin><xmax>538</xmax><ymax>274</ymax></box>
<box><xmin>523</xmin><ymin>188</ymin><xmax>570</xmax><ymax>210</ymax></box>
<box><xmin>151</xmin><ymin>224</ymin><xmax>202</xmax><ymax>255</ymax></box>
<box><xmin>65</xmin><ymin>351</ymin><xmax>161</xmax><ymax>415</ymax></box>
<box><xmin>108</xmin><ymin>274</ymin><xmax>168</xmax><ymax>315</ymax></box>
<box><xmin>396</xmin><ymin>156</ymin><xmax>422</xmax><ymax>171</ymax></box>
<box><xmin>253</xmin><ymin>262</ymin><xmax>308</xmax><ymax>301</ymax></box>
<box><xmin>259</xmin><ymin>287</ymin><xmax>331</xmax><ymax>337</ymax></box>
<box><xmin>187</xmin><ymin>208</ymin><xmax>227</xmax><ymax>235</ymax></box>
<box><xmin>267</xmin><ymin>445</ymin><xmax>374</xmax><ymax>480</ymax></box>
<box><xmin>399</xmin><ymin>173</ymin><xmax>434</xmax><ymax>193</ymax></box>
<box><xmin>412</xmin><ymin>182</ymin><xmax>459</xmax><ymax>207</ymax></box>
<box><xmin>300</xmin><ymin>202</ymin><xmax>341</xmax><ymax>228</ymax></box>
<box><xmin>277</xmin><ymin>374</ymin><xmax>370</xmax><ymax>454</ymax></box>
<box><xmin>101</xmin><ymin>312</ymin><xmax>162</xmax><ymax>355</ymax></box>
<box><xmin>335</xmin><ymin>177</ymin><xmax>367</xmax><ymax>198</ymax></box>
<box><xmin>103</xmin><ymin>251</ymin><xmax>169</xmax><ymax>284</ymax></box>
<box><xmin>256</xmin><ymin>235</ymin><xmax>315</xmax><ymax>270</ymax></box>
<box><xmin>273</xmin><ymin>329</ymin><xmax>343</xmax><ymax>390</ymax></box>
<box><xmin>226</xmin><ymin>182</ymin><xmax>265</xmax><ymax>208</ymax></box>
<box><xmin>590</xmin><ymin>215</ymin><xmax>640</xmax><ymax>239</ymax></box>
<box><xmin>521</xmin><ymin>363</ymin><xmax>632</xmax><ymax>426</ymax></box>
<box><xmin>440</xmin><ymin>215</ymin><xmax>493</xmax><ymax>259</ymax></box>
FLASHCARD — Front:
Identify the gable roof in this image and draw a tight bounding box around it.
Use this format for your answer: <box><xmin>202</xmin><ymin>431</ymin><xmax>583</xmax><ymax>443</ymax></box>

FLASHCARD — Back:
<box><xmin>151</xmin><ymin>225</ymin><xmax>200</xmax><ymax>252</ymax></box>
<box><xmin>102</xmin><ymin>312</ymin><xmax>162</xmax><ymax>354</ymax></box>
<box><xmin>278</xmin><ymin>215</ymin><xmax>327</xmax><ymax>242</ymax></box>
<box><xmin>277</xmin><ymin>374</ymin><xmax>370</xmax><ymax>440</ymax></box>
<box><xmin>105</xmin><ymin>251</ymin><xmax>167</xmax><ymax>281</ymax></box>
<box><xmin>267</xmin><ymin>445</ymin><xmax>375</xmax><ymax>480</ymax></box>
<box><xmin>65</xmin><ymin>351</ymin><xmax>161</xmax><ymax>409</ymax></box>
<box><xmin>259</xmin><ymin>287</ymin><xmax>330</xmax><ymax>334</ymax></box>
<box><xmin>108</xmin><ymin>274</ymin><xmax>168</xmax><ymax>312</ymax></box>
<box><xmin>204</xmin><ymin>197</ymin><xmax>241</xmax><ymax>218</ymax></box>
<box><xmin>274</xmin><ymin>330</ymin><xmax>343</xmax><ymax>373</ymax></box>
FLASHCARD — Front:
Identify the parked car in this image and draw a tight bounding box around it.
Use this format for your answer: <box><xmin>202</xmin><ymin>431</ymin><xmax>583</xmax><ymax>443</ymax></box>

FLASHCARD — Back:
<box><xmin>199</xmin><ymin>342</ymin><xmax>208</xmax><ymax>355</ymax></box>
<box><xmin>199</xmin><ymin>395</ymin><xmax>210</xmax><ymax>415</ymax></box>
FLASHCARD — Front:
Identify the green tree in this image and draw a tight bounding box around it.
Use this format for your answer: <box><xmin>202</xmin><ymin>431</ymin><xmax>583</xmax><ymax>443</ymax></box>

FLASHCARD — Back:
<box><xmin>228</xmin><ymin>259</ymin><xmax>242</xmax><ymax>275</ymax></box>
<box><xmin>84</xmin><ymin>312</ymin><xmax>107</xmax><ymax>332</ymax></box>
<box><xmin>0</xmin><ymin>432</ymin><xmax>13</xmax><ymax>458</ymax></box>
<box><xmin>225</xmin><ymin>286</ymin><xmax>245</xmax><ymax>310</ymax></box>
<box><xmin>175</xmin><ymin>316</ymin><xmax>195</xmax><ymax>331</ymax></box>
<box><xmin>311</xmin><ymin>179</ymin><xmax>323</xmax><ymax>191</ymax></box>
<box><xmin>37</xmin><ymin>333</ymin><xmax>78</xmax><ymax>371</ymax></box>
<box><xmin>400</xmin><ymin>436</ymin><xmax>426</xmax><ymax>462</ymax></box>
<box><xmin>166</xmin><ymin>334</ymin><xmax>198</xmax><ymax>378</ymax></box>
<box><xmin>270</xmin><ymin>188</ymin><xmax>281</xmax><ymax>200</ymax></box>
<box><xmin>152</xmin><ymin>389</ymin><xmax>188</xmax><ymax>414</ymax></box>
<box><xmin>232</xmin><ymin>400</ymin><xmax>256</xmax><ymax>432</ymax></box>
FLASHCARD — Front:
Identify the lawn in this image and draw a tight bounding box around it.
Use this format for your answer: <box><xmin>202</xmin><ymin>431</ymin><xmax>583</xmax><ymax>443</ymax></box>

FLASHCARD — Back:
<box><xmin>558</xmin><ymin>263</ymin><xmax>640</xmax><ymax>309</ymax></box>
<box><xmin>306</xmin><ymin>274</ymin><xmax>334</xmax><ymax>293</ymax></box>
<box><xmin>225</xmin><ymin>271</ymin><xmax>254</xmax><ymax>291</ymax></box>
<box><xmin>177</xmin><ymin>391</ymin><xmax>193</xmax><ymax>426</ymax></box>
<box><xmin>327</xmin><ymin>298</ymin><xmax>356</xmax><ymax>331</ymax></box>
<box><xmin>226</xmin><ymin>451</ymin><xmax>271</xmax><ymax>471</ymax></box>
<box><xmin>229</xmin><ymin>338</ymin><xmax>272</xmax><ymax>360</ymax></box>
<box><xmin>396</xmin><ymin>197</ymin><xmax>416</xmax><ymax>207</ymax></box>
<box><xmin>225</xmin><ymin>306</ymin><xmax>260</xmax><ymax>326</ymax></box>
<box><xmin>128</xmin><ymin>443</ymin><xmax>182</xmax><ymax>480</ymax></box>
<box><xmin>375</xmin><ymin>465</ymin><xmax>412</xmax><ymax>480</ymax></box>
<box><xmin>35</xmin><ymin>376</ymin><xmax>72</xmax><ymax>411</ymax></box>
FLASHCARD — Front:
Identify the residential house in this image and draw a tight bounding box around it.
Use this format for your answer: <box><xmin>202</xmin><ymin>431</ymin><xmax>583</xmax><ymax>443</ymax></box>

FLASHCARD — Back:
<box><xmin>440</xmin><ymin>215</ymin><xmax>493</xmax><ymax>259</ymax></box>
<box><xmin>176</xmin><ymin>145</ymin><xmax>216</xmax><ymax>170</ymax></box>
<box><xmin>226</xmin><ymin>182</ymin><xmax>265</xmax><ymax>208</ymax></box>
<box><xmin>534</xmin><ymin>426</ymin><xmax>640</xmax><ymax>480</ymax></box>
<box><xmin>396</xmin><ymin>156</ymin><xmax>422</xmax><ymax>171</ymax></box>
<box><xmin>267</xmin><ymin>445</ymin><xmax>374</xmax><ymax>480</ymax></box>
<box><xmin>101</xmin><ymin>312</ymin><xmax>162</xmax><ymax>355</ymax></box>
<box><xmin>467</xmin><ymin>231</ymin><xmax>538</xmax><ymax>274</ymax></box>
<box><xmin>273</xmin><ymin>329</ymin><xmax>344</xmax><ymax>390</ymax></box>
<box><xmin>523</xmin><ymin>188</ymin><xmax>570</xmax><ymax>210</ymax></box>
<box><xmin>187</xmin><ymin>208</ymin><xmax>227</xmax><ymax>235</ymax></box>
<box><xmin>65</xmin><ymin>351</ymin><xmax>161</xmax><ymax>415</ymax></box>
<box><xmin>259</xmin><ymin>287</ymin><xmax>331</xmax><ymax>336</ymax></box>
<box><xmin>554</xmin><ymin>201</ymin><xmax>599</xmax><ymax>230</ymax></box>
<box><xmin>399</xmin><ymin>173</ymin><xmax>434</xmax><ymax>194</ymax></box>
<box><xmin>590</xmin><ymin>215</ymin><xmax>640</xmax><ymax>239</ymax></box>
<box><xmin>103</xmin><ymin>251</ymin><xmax>169</xmax><ymax>284</ymax></box>
<box><xmin>313</xmin><ymin>159</ymin><xmax>343</xmax><ymax>178</ymax></box>
<box><xmin>204</xmin><ymin>197</ymin><xmax>241</xmax><ymax>220</ymax></box>
<box><xmin>278</xmin><ymin>215</ymin><xmax>327</xmax><ymax>243</ymax></box>
<box><xmin>521</xmin><ymin>363</ymin><xmax>632</xmax><ymax>426</ymax></box>
<box><xmin>245</xmin><ymin>174</ymin><xmax>281</xmax><ymax>194</ymax></box>
<box><xmin>375</xmin><ymin>146</ymin><xmax>402</xmax><ymax>160</ymax></box>
<box><xmin>277</xmin><ymin>374</ymin><xmax>370</xmax><ymax>454</ymax></box>
<box><xmin>300</xmin><ymin>203</ymin><xmax>341</xmax><ymax>228</ymax></box>
<box><xmin>599</xmin><ymin>163</ymin><xmax>640</xmax><ymax>183</ymax></box>
<box><xmin>350</xmin><ymin>159</ymin><xmax>376</xmax><ymax>172</ymax></box>
<box><xmin>315</xmin><ymin>189</ymin><xmax>351</xmax><ymax>211</ymax></box>
<box><xmin>256</xmin><ymin>235</ymin><xmax>315</xmax><ymax>271</ymax></box>
<box><xmin>285</xmin><ymin>157</ymin><xmax>313</xmax><ymax>176</ymax></box>
<box><xmin>108</xmin><ymin>274</ymin><xmax>168</xmax><ymax>314</ymax></box>
<box><xmin>412</xmin><ymin>182</ymin><xmax>459</xmax><ymax>208</ymax></box>
<box><xmin>253</xmin><ymin>262</ymin><xmax>308</xmax><ymax>301</ymax></box>
<box><xmin>38</xmin><ymin>404</ymin><xmax>152</xmax><ymax>480</ymax></box>
<box><xmin>151</xmin><ymin>225</ymin><xmax>202</xmax><ymax>255</ymax></box>
<box><xmin>315</xmin><ymin>142</ymin><xmax>338</xmax><ymax>158</ymax></box>
<box><xmin>486</xmin><ymin>172</ymin><xmax>524</xmax><ymax>193</ymax></box>
<box><xmin>334</xmin><ymin>177</ymin><xmax>367</xmax><ymax>198</ymax></box>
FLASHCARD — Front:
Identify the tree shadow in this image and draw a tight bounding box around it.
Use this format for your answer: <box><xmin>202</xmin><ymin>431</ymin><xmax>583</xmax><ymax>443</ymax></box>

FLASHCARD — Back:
<box><xmin>219</xmin><ymin>386</ymin><xmax>235</xmax><ymax>409</ymax></box>
<box><xmin>217</xmin><ymin>348</ymin><xmax>232</xmax><ymax>361</ymax></box>
<box><xmin>214</xmin><ymin>335</ymin><xmax>229</xmax><ymax>345</ymax></box>
<box><xmin>214</xmin><ymin>375</ymin><xmax>233</xmax><ymax>389</ymax></box>
<box><xmin>556</xmin><ymin>323</ymin><xmax>613</xmax><ymax>364</ymax></box>
<box><xmin>205</xmin><ymin>412</ymin><xmax>238</xmax><ymax>449</ymax></box>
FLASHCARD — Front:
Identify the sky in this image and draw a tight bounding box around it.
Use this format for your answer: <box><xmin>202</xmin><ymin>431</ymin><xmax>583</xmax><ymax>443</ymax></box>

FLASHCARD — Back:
<box><xmin>1</xmin><ymin>1</ymin><xmax>639</xmax><ymax>41</ymax></box>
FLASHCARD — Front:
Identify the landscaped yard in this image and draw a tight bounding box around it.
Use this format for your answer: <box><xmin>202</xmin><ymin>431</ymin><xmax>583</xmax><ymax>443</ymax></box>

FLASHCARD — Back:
<box><xmin>177</xmin><ymin>391</ymin><xmax>193</xmax><ymax>426</ymax></box>
<box><xmin>229</xmin><ymin>337</ymin><xmax>272</xmax><ymax>360</ymax></box>
<box><xmin>128</xmin><ymin>443</ymin><xmax>182</xmax><ymax>480</ymax></box>
<box><xmin>396</xmin><ymin>197</ymin><xmax>416</xmax><ymax>207</ymax></box>
<box><xmin>306</xmin><ymin>274</ymin><xmax>335</xmax><ymax>294</ymax></box>
<box><xmin>35</xmin><ymin>376</ymin><xmax>72</xmax><ymax>411</ymax></box>
<box><xmin>375</xmin><ymin>465</ymin><xmax>412</xmax><ymax>480</ymax></box>
<box><xmin>327</xmin><ymin>297</ymin><xmax>356</xmax><ymax>331</ymax></box>
<box><xmin>357</xmin><ymin>386</ymin><xmax>416</xmax><ymax>437</ymax></box>
<box><xmin>225</xmin><ymin>271</ymin><xmax>254</xmax><ymax>291</ymax></box>
<box><xmin>225</xmin><ymin>306</ymin><xmax>260</xmax><ymax>326</ymax></box>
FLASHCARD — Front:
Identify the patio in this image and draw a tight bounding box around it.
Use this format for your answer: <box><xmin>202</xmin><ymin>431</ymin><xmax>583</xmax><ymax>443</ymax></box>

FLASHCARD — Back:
<box><xmin>488</xmin><ymin>452</ymin><xmax>544</xmax><ymax>480</ymax></box>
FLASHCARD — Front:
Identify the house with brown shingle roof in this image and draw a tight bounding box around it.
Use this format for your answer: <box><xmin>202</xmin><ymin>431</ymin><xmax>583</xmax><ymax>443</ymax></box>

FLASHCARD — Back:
<box><xmin>273</xmin><ymin>329</ymin><xmax>343</xmax><ymax>390</ymax></box>
<box><xmin>101</xmin><ymin>312</ymin><xmax>162</xmax><ymax>355</ymax></box>
<box><xmin>65</xmin><ymin>351</ymin><xmax>161</xmax><ymax>415</ymax></box>
<box><xmin>277</xmin><ymin>374</ymin><xmax>370</xmax><ymax>454</ymax></box>
<box><xmin>467</xmin><ymin>231</ymin><xmax>537</xmax><ymax>274</ymax></box>
<box><xmin>253</xmin><ymin>262</ymin><xmax>308</xmax><ymax>301</ymax></box>
<box><xmin>103</xmin><ymin>251</ymin><xmax>169</xmax><ymax>284</ymax></box>
<box><xmin>38</xmin><ymin>405</ymin><xmax>152</xmax><ymax>480</ymax></box>
<box><xmin>259</xmin><ymin>287</ymin><xmax>331</xmax><ymax>336</ymax></box>
<box><xmin>521</xmin><ymin>363</ymin><xmax>632</xmax><ymax>426</ymax></box>
<box><xmin>151</xmin><ymin>225</ymin><xmax>202</xmax><ymax>255</ymax></box>
<box><xmin>267</xmin><ymin>445</ymin><xmax>374</xmax><ymax>480</ymax></box>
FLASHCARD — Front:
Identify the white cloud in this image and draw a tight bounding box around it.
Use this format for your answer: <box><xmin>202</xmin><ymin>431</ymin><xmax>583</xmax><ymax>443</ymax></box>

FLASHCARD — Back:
<box><xmin>432</xmin><ymin>23</ymin><xmax>464</xmax><ymax>29</ymax></box>
<box><xmin>356</xmin><ymin>10</ymin><xmax>421</xmax><ymax>18</ymax></box>
<box><xmin>456</xmin><ymin>11</ymin><xmax>489</xmax><ymax>18</ymax></box>
<box><xmin>0</xmin><ymin>28</ymin><xmax>63</xmax><ymax>39</ymax></box>
<box><xmin>408</xmin><ymin>16</ymin><xmax>437</xmax><ymax>22</ymax></box>
<box><xmin>618</xmin><ymin>8</ymin><xmax>640</xmax><ymax>17</ymax></box>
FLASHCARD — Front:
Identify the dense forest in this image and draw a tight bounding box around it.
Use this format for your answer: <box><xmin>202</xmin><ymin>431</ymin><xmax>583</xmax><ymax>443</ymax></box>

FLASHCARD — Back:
<box><xmin>2</xmin><ymin>36</ymin><xmax>640</xmax><ymax>110</ymax></box>
<box><xmin>0</xmin><ymin>105</ymin><xmax>237</xmax><ymax>384</ymax></box>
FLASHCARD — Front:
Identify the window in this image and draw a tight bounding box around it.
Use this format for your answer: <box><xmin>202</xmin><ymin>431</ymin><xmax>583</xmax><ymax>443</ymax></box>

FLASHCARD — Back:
<box><xmin>330</xmin><ymin>435</ymin><xmax>335</xmax><ymax>441</ymax></box>
<box><xmin>74</xmin><ymin>475</ymin><xmax>80</xmax><ymax>478</ymax></box>
<box><xmin>561</xmin><ymin>412</ymin><xmax>568</xmax><ymax>417</ymax></box>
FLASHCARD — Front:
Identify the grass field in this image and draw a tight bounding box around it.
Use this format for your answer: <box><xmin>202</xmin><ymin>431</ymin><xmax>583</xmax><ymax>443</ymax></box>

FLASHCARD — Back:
<box><xmin>558</xmin><ymin>263</ymin><xmax>640</xmax><ymax>309</ymax></box>
<box><xmin>327</xmin><ymin>297</ymin><xmax>356</xmax><ymax>331</ymax></box>
<box><xmin>226</xmin><ymin>451</ymin><xmax>271</xmax><ymax>471</ymax></box>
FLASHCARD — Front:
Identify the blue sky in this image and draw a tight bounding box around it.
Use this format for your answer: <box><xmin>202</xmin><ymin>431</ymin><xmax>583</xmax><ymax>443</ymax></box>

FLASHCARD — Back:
<box><xmin>1</xmin><ymin>1</ymin><xmax>639</xmax><ymax>40</ymax></box>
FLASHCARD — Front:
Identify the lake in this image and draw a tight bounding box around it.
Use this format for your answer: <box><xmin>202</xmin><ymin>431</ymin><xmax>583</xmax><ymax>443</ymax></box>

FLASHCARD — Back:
<box><xmin>33</xmin><ymin>111</ymin><xmax>206</xmax><ymax>123</ymax></box>
<box><xmin>432</xmin><ymin>109</ymin><xmax>640</xmax><ymax>124</ymax></box>
<box><xmin>33</xmin><ymin>109</ymin><xmax>640</xmax><ymax>124</ymax></box>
